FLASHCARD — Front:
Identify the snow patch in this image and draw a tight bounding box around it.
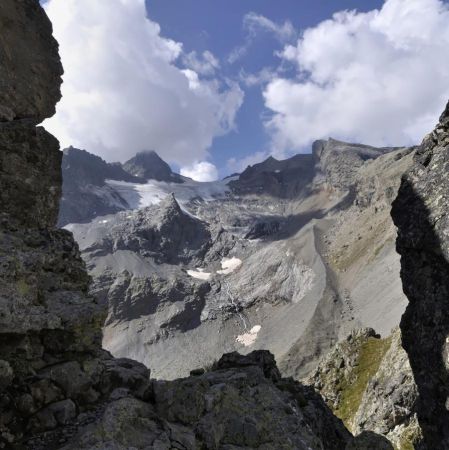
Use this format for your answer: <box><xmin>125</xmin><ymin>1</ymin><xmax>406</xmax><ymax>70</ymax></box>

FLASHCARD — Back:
<box><xmin>217</xmin><ymin>257</ymin><xmax>242</xmax><ymax>275</ymax></box>
<box><xmin>236</xmin><ymin>325</ymin><xmax>262</xmax><ymax>347</ymax></box>
<box><xmin>99</xmin><ymin>220</ymin><xmax>109</xmax><ymax>224</ymax></box>
<box><xmin>187</xmin><ymin>269</ymin><xmax>211</xmax><ymax>281</ymax></box>
<box><xmin>106</xmin><ymin>176</ymin><xmax>237</xmax><ymax>211</ymax></box>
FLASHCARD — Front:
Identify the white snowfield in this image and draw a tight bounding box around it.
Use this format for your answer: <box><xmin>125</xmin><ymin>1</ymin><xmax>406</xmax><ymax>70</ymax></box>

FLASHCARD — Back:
<box><xmin>236</xmin><ymin>325</ymin><xmax>262</xmax><ymax>347</ymax></box>
<box><xmin>187</xmin><ymin>269</ymin><xmax>212</xmax><ymax>281</ymax></box>
<box><xmin>217</xmin><ymin>257</ymin><xmax>242</xmax><ymax>275</ymax></box>
<box><xmin>106</xmin><ymin>176</ymin><xmax>237</xmax><ymax>211</ymax></box>
<box><xmin>187</xmin><ymin>257</ymin><xmax>243</xmax><ymax>281</ymax></box>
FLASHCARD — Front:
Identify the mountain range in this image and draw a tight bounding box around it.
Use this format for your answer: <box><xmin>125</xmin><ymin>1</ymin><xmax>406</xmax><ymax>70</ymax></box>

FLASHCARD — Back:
<box><xmin>5</xmin><ymin>1</ymin><xmax>449</xmax><ymax>447</ymax></box>
<box><xmin>60</xmin><ymin>139</ymin><xmax>414</xmax><ymax>382</ymax></box>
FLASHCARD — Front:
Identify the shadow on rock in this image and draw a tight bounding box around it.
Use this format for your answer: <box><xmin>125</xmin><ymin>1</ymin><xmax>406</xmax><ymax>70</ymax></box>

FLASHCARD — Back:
<box><xmin>347</xmin><ymin>431</ymin><xmax>394</xmax><ymax>450</ymax></box>
<box><xmin>391</xmin><ymin>104</ymin><xmax>449</xmax><ymax>449</ymax></box>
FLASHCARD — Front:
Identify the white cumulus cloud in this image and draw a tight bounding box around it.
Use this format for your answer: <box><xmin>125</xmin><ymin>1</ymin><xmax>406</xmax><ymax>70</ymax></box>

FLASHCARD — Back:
<box><xmin>43</xmin><ymin>0</ymin><xmax>243</xmax><ymax>165</ymax></box>
<box><xmin>264</xmin><ymin>0</ymin><xmax>449</xmax><ymax>152</ymax></box>
<box><xmin>180</xmin><ymin>161</ymin><xmax>219</xmax><ymax>182</ymax></box>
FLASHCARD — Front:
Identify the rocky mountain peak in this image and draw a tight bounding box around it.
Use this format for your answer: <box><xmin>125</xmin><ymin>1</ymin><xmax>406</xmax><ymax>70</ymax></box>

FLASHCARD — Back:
<box><xmin>62</xmin><ymin>146</ymin><xmax>142</xmax><ymax>187</ymax></box>
<box><xmin>159</xmin><ymin>191</ymin><xmax>181</xmax><ymax>212</ymax></box>
<box><xmin>123</xmin><ymin>149</ymin><xmax>182</xmax><ymax>182</ymax></box>
<box><xmin>312</xmin><ymin>138</ymin><xmax>400</xmax><ymax>191</ymax></box>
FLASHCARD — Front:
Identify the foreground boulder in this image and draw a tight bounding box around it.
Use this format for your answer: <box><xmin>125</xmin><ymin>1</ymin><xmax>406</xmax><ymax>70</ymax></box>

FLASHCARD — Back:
<box><xmin>60</xmin><ymin>350</ymin><xmax>353</xmax><ymax>450</ymax></box>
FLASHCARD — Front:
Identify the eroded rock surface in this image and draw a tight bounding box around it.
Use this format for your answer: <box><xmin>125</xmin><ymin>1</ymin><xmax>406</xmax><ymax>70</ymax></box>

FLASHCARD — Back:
<box><xmin>306</xmin><ymin>328</ymin><xmax>421</xmax><ymax>448</ymax></box>
<box><xmin>392</xmin><ymin>101</ymin><xmax>449</xmax><ymax>448</ymax></box>
<box><xmin>0</xmin><ymin>0</ymin><xmax>62</xmax><ymax>122</ymax></box>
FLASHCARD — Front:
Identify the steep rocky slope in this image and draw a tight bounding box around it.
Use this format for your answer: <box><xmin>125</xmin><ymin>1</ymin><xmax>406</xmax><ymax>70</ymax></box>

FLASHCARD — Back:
<box><xmin>306</xmin><ymin>328</ymin><xmax>421</xmax><ymax>449</ymax></box>
<box><xmin>64</xmin><ymin>139</ymin><xmax>414</xmax><ymax>380</ymax></box>
<box><xmin>392</xmin><ymin>101</ymin><xmax>449</xmax><ymax>449</ymax></box>
<box><xmin>0</xmin><ymin>1</ymin><xmax>381</xmax><ymax>449</ymax></box>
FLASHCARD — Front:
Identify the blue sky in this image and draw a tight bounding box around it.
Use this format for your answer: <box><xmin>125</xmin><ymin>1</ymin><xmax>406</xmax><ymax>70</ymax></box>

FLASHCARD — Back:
<box><xmin>43</xmin><ymin>0</ymin><xmax>449</xmax><ymax>180</ymax></box>
<box><xmin>146</xmin><ymin>0</ymin><xmax>384</xmax><ymax>175</ymax></box>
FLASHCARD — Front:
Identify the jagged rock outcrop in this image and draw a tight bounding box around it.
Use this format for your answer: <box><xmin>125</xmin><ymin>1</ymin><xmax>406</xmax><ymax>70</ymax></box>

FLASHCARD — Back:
<box><xmin>60</xmin><ymin>351</ymin><xmax>354</xmax><ymax>450</ymax></box>
<box><xmin>306</xmin><ymin>328</ymin><xmax>421</xmax><ymax>448</ymax></box>
<box><xmin>391</xmin><ymin>101</ymin><xmax>449</xmax><ymax>449</ymax></box>
<box><xmin>0</xmin><ymin>1</ymin><xmax>373</xmax><ymax>449</ymax></box>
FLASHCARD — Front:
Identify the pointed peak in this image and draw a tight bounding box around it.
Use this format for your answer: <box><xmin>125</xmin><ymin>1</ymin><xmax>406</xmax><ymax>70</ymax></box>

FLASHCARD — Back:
<box><xmin>160</xmin><ymin>192</ymin><xmax>181</xmax><ymax>210</ymax></box>
<box><xmin>135</xmin><ymin>149</ymin><xmax>160</xmax><ymax>158</ymax></box>
<box><xmin>122</xmin><ymin>150</ymin><xmax>175</xmax><ymax>181</ymax></box>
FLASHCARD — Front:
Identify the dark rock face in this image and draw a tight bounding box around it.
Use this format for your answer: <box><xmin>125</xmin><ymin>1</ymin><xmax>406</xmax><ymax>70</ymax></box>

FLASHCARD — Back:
<box><xmin>392</xmin><ymin>101</ymin><xmax>449</xmax><ymax>449</ymax></box>
<box><xmin>0</xmin><ymin>1</ymin><xmax>151</xmax><ymax>446</ymax></box>
<box><xmin>0</xmin><ymin>0</ymin><xmax>63</xmax><ymax>122</ymax></box>
<box><xmin>230</xmin><ymin>139</ymin><xmax>399</xmax><ymax>199</ymax></box>
<box><xmin>123</xmin><ymin>150</ymin><xmax>182</xmax><ymax>182</ymax></box>
<box><xmin>0</xmin><ymin>122</ymin><xmax>61</xmax><ymax>228</ymax></box>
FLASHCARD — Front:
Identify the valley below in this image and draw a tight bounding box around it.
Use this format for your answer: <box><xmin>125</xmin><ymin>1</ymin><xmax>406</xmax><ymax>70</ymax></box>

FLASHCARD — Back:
<box><xmin>61</xmin><ymin>139</ymin><xmax>414</xmax><ymax>381</ymax></box>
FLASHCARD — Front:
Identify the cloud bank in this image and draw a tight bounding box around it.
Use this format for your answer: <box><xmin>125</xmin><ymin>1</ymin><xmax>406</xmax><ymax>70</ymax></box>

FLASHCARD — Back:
<box><xmin>43</xmin><ymin>0</ymin><xmax>243</xmax><ymax>165</ymax></box>
<box><xmin>180</xmin><ymin>161</ymin><xmax>219</xmax><ymax>182</ymax></box>
<box><xmin>264</xmin><ymin>0</ymin><xmax>449</xmax><ymax>152</ymax></box>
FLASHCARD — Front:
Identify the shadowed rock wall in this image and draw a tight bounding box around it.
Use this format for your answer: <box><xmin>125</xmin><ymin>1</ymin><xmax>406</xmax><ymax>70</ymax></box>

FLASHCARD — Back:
<box><xmin>392</xmin><ymin>101</ymin><xmax>449</xmax><ymax>449</ymax></box>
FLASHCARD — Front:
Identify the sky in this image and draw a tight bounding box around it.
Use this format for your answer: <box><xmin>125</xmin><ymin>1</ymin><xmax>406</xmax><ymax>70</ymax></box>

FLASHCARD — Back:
<box><xmin>42</xmin><ymin>0</ymin><xmax>449</xmax><ymax>180</ymax></box>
